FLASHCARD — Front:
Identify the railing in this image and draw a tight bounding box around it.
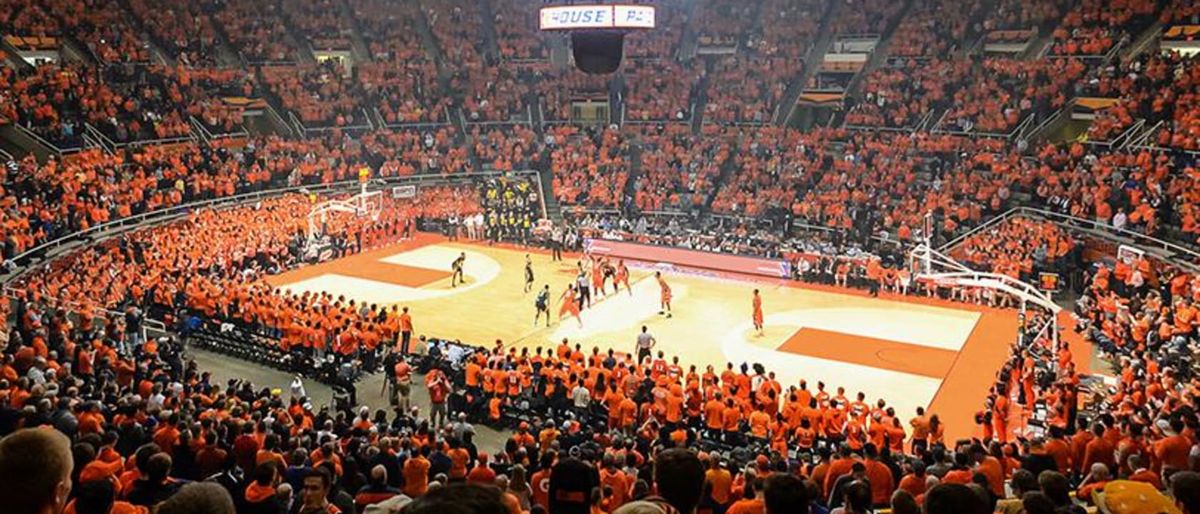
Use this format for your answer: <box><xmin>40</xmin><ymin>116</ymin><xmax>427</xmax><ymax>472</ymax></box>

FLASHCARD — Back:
<box><xmin>189</xmin><ymin>115</ymin><xmax>249</xmax><ymax>146</ymax></box>
<box><xmin>287</xmin><ymin>111</ymin><xmax>306</xmax><ymax>136</ymax></box>
<box><xmin>14</xmin><ymin>123</ymin><xmax>76</xmax><ymax>157</ymax></box>
<box><xmin>1124</xmin><ymin>120</ymin><xmax>1162</xmax><ymax>149</ymax></box>
<box><xmin>84</xmin><ymin>123</ymin><xmax>117</xmax><ymax>154</ymax></box>
<box><xmin>932</xmin><ymin>112</ymin><xmax>1035</xmax><ymax>141</ymax></box>
<box><xmin>843</xmin><ymin>123</ymin><xmax>919</xmax><ymax>133</ymax></box>
<box><xmin>3</xmin><ymin>286</ymin><xmax>168</xmax><ymax>342</ymax></box>
<box><xmin>189</xmin><ymin>116</ymin><xmax>211</xmax><ymax>146</ymax></box>
<box><xmin>0</xmin><ymin>147</ymin><xmax>12</xmax><ymax>162</ymax></box>
<box><xmin>373</xmin><ymin>106</ymin><xmax>452</xmax><ymax>130</ymax></box>
<box><xmin>1089</xmin><ymin>119</ymin><xmax>1144</xmax><ymax>150</ymax></box>
<box><xmin>938</xmin><ymin>208</ymin><xmax>1023</xmax><ymax>252</ymax></box>
<box><xmin>914</xmin><ymin>110</ymin><xmax>936</xmax><ymax>132</ymax></box>
<box><xmin>939</xmin><ymin>206</ymin><xmax>1200</xmax><ymax>269</ymax></box>
<box><xmin>1024</xmin><ymin>107</ymin><xmax>1062</xmax><ymax>140</ymax></box>
<box><xmin>3</xmin><ymin>170</ymin><xmax>544</xmax><ymax>283</ymax></box>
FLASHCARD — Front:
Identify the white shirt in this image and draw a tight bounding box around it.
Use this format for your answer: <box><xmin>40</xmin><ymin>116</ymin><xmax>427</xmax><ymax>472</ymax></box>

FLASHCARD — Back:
<box><xmin>290</xmin><ymin>377</ymin><xmax>307</xmax><ymax>400</ymax></box>
<box><xmin>1113</xmin><ymin>211</ymin><xmax>1128</xmax><ymax>230</ymax></box>
<box><xmin>572</xmin><ymin>385</ymin><xmax>591</xmax><ymax>408</ymax></box>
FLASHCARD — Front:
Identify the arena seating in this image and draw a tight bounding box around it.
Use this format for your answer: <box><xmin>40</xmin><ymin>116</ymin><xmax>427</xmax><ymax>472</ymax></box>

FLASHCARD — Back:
<box><xmin>622</xmin><ymin>59</ymin><xmax>700</xmax><ymax>123</ymax></box>
<box><xmin>630</xmin><ymin>124</ymin><xmax>730</xmax><ymax>212</ymax></box>
<box><xmin>125</xmin><ymin>0</ymin><xmax>220</xmax><ymax>66</ymax></box>
<box><xmin>547</xmin><ymin>125</ymin><xmax>629</xmax><ymax>208</ymax></box>
<box><xmin>1050</xmin><ymin>0</ymin><xmax>1158</xmax><ymax>57</ymax></box>
<box><xmin>5</xmin><ymin>1</ymin><xmax>1200</xmax><ymax>513</ymax></box>
<box><xmin>212</xmin><ymin>0</ymin><xmax>297</xmax><ymax>63</ymax></box>
<box><xmin>888</xmin><ymin>0</ymin><xmax>985</xmax><ymax>58</ymax></box>
<box><xmin>281</xmin><ymin>0</ymin><xmax>354</xmax><ymax>51</ymax></box>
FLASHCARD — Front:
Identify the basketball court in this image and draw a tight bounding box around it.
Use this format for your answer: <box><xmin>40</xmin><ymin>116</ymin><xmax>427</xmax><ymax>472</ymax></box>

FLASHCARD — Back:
<box><xmin>267</xmin><ymin>234</ymin><xmax>1045</xmax><ymax>441</ymax></box>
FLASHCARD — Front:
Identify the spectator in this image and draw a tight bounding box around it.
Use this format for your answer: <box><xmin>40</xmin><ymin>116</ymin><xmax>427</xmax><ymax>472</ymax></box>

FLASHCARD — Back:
<box><xmin>155</xmin><ymin>483</ymin><xmax>236</xmax><ymax>514</ymax></box>
<box><xmin>923</xmin><ymin>483</ymin><xmax>988</xmax><ymax>514</ymax></box>
<box><xmin>0</xmin><ymin>428</ymin><xmax>74</xmax><ymax>514</ymax></box>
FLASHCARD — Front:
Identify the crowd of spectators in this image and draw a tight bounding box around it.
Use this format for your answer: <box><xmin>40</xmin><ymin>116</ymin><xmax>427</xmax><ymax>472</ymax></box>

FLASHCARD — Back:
<box><xmin>630</xmin><ymin>124</ymin><xmax>730</xmax><ymax>212</ymax></box>
<box><xmin>704</xmin><ymin>56</ymin><xmax>798</xmax><ymax>125</ymax></box>
<box><xmin>952</xmin><ymin>217</ymin><xmax>1078</xmax><ymax>280</ymax></box>
<box><xmin>7</xmin><ymin>179</ymin><xmax>1200</xmax><ymax>514</ymax></box>
<box><xmin>212</xmin><ymin>0</ymin><xmax>297</xmax><ymax>63</ymax></box>
<box><xmin>281</xmin><ymin>0</ymin><xmax>354</xmax><ymax>51</ymax></box>
<box><xmin>1084</xmin><ymin>51</ymin><xmax>1200</xmax><ymax>151</ymax></box>
<box><xmin>942</xmin><ymin>57</ymin><xmax>1084</xmax><ymax>135</ymax></box>
<box><xmin>622</xmin><ymin>60</ymin><xmax>700</xmax><ymax>124</ymax></box>
<box><xmin>827</xmin><ymin>0</ymin><xmax>907</xmax><ymax>36</ymax></box>
<box><xmin>262</xmin><ymin>61</ymin><xmax>370</xmax><ymax>129</ymax></box>
<box><xmin>124</xmin><ymin>0</ymin><xmax>220</xmax><ymax>66</ymax></box>
<box><xmin>846</xmin><ymin>59</ymin><xmax>972</xmax><ymax>129</ymax></box>
<box><xmin>491</xmin><ymin>0</ymin><xmax>547</xmax><ymax>61</ymax></box>
<box><xmin>536</xmin><ymin>66</ymin><xmax>612</xmax><ymax>122</ymax></box>
<box><xmin>982</xmin><ymin>0</ymin><xmax>1071</xmax><ymax>37</ymax></box>
<box><xmin>547</xmin><ymin>125</ymin><xmax>629</xmax><ymax>209</ymax></box>
<box><xmin>0</xmin><ymin>0</ymin><xmax>62</xmax><ymax>40</ymax></box>
<box><xmin>1049</xmin><ymin>0</ymin><xmax>1158</xmax><ymax>56</ymax></box>
<box><xmin>472</xmin><ymin>125</ymin><xmax>541</xmax><ymax>173</ymax></box>
<box><xmin>888</xmin><ymin>0</ymin><xmax>984</xmax><ymax>58</ymax></box>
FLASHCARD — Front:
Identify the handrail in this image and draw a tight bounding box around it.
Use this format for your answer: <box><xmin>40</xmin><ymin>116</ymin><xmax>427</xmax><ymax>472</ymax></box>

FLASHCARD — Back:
<box><xmin>189</xmin><ymin>115</ymin><xmax>213</xmax><ymax>146</ymax></box>
<box><xmin>1025</xmin><ymin>107</ymin><xmax>1062</xmax><ymax>139</ymax></box>
<box><xmin>84</xmin><ymin>123</ymin><xmax>117</xmax><ymax>154</ymax></box>
<box><xmin>362</xmin><ymin>108</ymin><xmax>376</xmax><ymax>131</ymax></box>
<box><xmin>932</xmin><ymin>113</ymin><xmax>1032</xmax><ymax>141</ymax></box>
<box><xmin>1125</xmin><ymin>120</ymin><xmax>1162</xmax><ymax>149</ymax></box>
<box><xmin>287</xmin><ymin>111</ymin><xmax>306</xmax><ymax>136</ymax></box>
<box><xmin>942</xmin><ymin>206</ymin><xmax>1200</xmax><ymax>269</ymax></box>
<box><xmin>263</xmin><ymin>103</ymin><xmax>296</xmax><ymax>138</ymax></box>
<box><xmin>15</xmin><ymin>123</ymin><xmax>70</xmax><ymax>157</ymax></box>
<box><xmin>1016</xmin><ymin>206</ymin><xmax>1200</xmax><ymax>264</ymax></box>
<box><xmin>3</xmin><ymin>286</ymin><xmax>167</xmax><ymax>341</ymax></box>
<box><xmin>0</xmin><ymin>147</ymin><xmax>12</xmax><ymax>162</ymax></box>
<box><xmin>938</xmin><ymin>208</ymin><xmax>1022</xmax><ymax>252</ymax></box>
<box><xmin>1011</xmin><ymin>113</ymin><xmax>1036</xmax><ymax>140</ymax></box>
<box><xmin>1101</xmin><ymin>118</ymin><xmax>1145</xmax><ymax>149</ymax></box>
<box><xmin>3</xmin><ymin>170</ymin><xmax>543</xmax><ymax>282</ymax></box>
<box><xmin>843</xmin><ymin>124</ymin><xmax>917</xmax><ymax>133</ymax></box>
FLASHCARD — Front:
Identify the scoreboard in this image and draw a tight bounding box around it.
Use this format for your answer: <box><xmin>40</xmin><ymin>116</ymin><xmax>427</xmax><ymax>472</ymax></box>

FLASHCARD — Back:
<box><xmin>539</xmin><ymin>4</ymin><xmax>656</xmax><ymax>30</ymax></box>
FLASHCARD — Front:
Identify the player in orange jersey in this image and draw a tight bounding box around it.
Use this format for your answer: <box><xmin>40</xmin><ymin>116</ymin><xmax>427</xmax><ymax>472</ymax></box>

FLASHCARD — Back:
<box><xmin>752</xmin><ymin>289</ymin><xmax>764</xmax><ymax>335</ymax></box>
<box><xmin>656</xmin><ymin>271</ymin><xmax>672</xmax><ymax>318</ymax></box>
<box><xmin>615</xmin><ymin>260</ymin><xmax>631</xmax><ymax>295</ymax></box>
<box><xmin>559</xmin><ymin>283</ymin><xmax>583</xmax><ymax>328</ymax></box>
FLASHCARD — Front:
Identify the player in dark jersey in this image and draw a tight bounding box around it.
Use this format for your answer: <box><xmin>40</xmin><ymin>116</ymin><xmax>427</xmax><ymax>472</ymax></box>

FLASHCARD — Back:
<box><xmin>524</xmin><ymin>254</ymin><xmax>535</xmax><ymax>293</ymax></box>
<box><xmin>534</xmin><ymin>284</ymin><xmax>551</xmax><ymax>327</ymax></box>
<box><xmin>451</xmin><ymin>252</ymin><xmax>466</xmax><ymax>287</ymax></box>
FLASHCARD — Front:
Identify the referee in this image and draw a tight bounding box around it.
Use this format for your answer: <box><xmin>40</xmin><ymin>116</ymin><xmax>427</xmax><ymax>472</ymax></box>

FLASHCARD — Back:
<box><xmin>636</xmin><ymin>326</ymin><xmax>656</xmax><ymax>365</ymax></box>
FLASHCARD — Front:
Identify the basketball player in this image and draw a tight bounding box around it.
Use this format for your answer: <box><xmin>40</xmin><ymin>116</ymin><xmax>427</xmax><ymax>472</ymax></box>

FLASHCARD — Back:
<box><xmin>559</xmin><ymin>283</ymin><xmax>583</xmax><ymax>328</ymax></box>
<box><xmin>752</xmin><ymin>289</ymin><xmax>764</xmax><ymax>336</ymax></box>
<box><xmin>534</xmin><ymin>285</ymin><xmax>551</xmax><ymax>327</ymax></box>
<box><xmin>576</xmin><ymin>264</ymin><xmax>591</xmax><ymax>309</ymax></box>
<box><xmin>591</xmin><ymin>256</ymin><xmax>605</xmax><ymax>298</ymax></box>
<box><xmin>602</xmin><ymin>257</ymin><xmax>616</xmax><ymax>294</ymax></box>
<box><xmin>524</xmin><ymin>254</ymin><xmax>535</xmax><ymax>293</ymax></box>
<box><xmin>615</xmin><ymin>259</ymin><xmax>631</xmax><ymax>295</ymax></box>
<box><xmin>656</xmin><ymin>271</ymin><xmax>672</xmax><ymax>318</ymax></box>
<box><xmin>451</xmin><ymin>252</ymin><xmax>466</xmax><ymax>287</ymax></box>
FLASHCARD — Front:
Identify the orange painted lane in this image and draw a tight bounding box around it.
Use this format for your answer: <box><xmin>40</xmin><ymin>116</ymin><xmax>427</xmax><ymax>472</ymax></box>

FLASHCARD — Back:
<box><xmin>776</xmin><ymin>328</ymin><xmax>960</xmax><ymax>379</ymax></box>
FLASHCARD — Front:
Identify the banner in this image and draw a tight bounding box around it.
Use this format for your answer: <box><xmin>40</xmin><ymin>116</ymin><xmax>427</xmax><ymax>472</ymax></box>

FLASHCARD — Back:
<box><xmin>584</xmin><ymin>239</ymin><xmax>791</xmax><ymax>278</ymax></box>
<box><xmin>391</xmin><ymin>185</ymin><xmax>416</xmax><ymax>199</ymax></box>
